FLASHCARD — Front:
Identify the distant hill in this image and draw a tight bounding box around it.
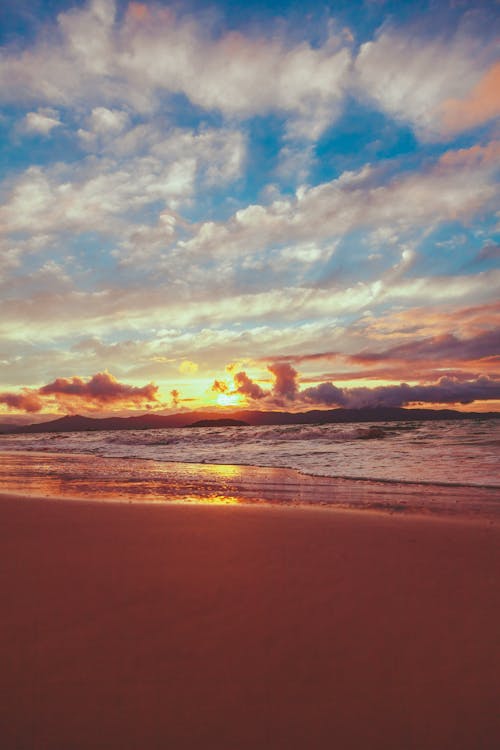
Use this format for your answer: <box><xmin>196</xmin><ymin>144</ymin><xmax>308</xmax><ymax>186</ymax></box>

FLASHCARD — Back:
<box><xmin>185</xmin><ymin>418</ymin><xmax>250</xmax><ymax>428</ymax></box>
<box><xmin>1</xmin><ymin>406</ymin><xmax>498</xmax><ymax>435</ymax></box>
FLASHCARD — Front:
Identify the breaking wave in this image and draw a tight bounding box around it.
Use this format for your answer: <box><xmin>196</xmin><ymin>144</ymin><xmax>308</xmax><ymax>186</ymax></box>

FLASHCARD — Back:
<box><xmin>1</xmin><ymin>418</ymin><xmax>499</xmax><ymax>489</ymax></box>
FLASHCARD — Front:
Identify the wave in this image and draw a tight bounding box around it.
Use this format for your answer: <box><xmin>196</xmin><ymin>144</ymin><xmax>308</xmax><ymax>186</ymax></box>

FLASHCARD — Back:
<box><xmin>1</xmin><ymin>418</ymin><xmax>499</xmax><ymax>491</ymax></box>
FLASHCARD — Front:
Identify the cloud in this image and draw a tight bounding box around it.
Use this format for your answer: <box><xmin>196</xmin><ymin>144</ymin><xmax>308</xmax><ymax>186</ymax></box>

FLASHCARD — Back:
<box><xmin>211</xmin><ymin>379</ymin><xmax>229</xmax><ymax>394</ymax></box>
<box><xmin>441</xmin><ymin>61</ymin><xmax>500</xmax><ymax>135</ymax></box>
<box><xmin>259</xmin><ymin>351</ymin><xmax>340</xmax><ymax>365</ymax></box>
<box><xmin>437</xmin><ymin>140</ymin><xmax>500</xmax><ymax>169</ymax></box>
<box><xmin>302</xmin><ymin>375</ymin><xmax>500</xmax><ymax>408</ymax></box>
<box><xmin>88</xmin><ymin>105</ymin><xmax>129</xmax><ymax>134</ymax></box>
<box><xmin>22</xmin><ymin>108</ymin><xmax>62</xmax><ymax>135</ymax></box>
<box><xmin>179</xmin><ymin>144</ymin><xmax>499</xmax><ymax>265</ymax></box>
<box><xmin>0</xmin><ymin>124</ymin><xmax>246</xmax><ymax>245</ymax></box>
<box><xmin>351</xmin><ymin>302</ymin><xmax>500</xmax><ymax>345</ymax></box>
<box><xmin>355</xmin><ymin>25</ymin><xmax>496</xmax><ymax>139</ymax></box>
<box><xmin>211</xmin><ymin>351</ymin><xmax>500</xmax><ymax>410</ymax></box>
<box><xmin>0</xmin><ymin>390</ymin><xmax>43</xmax><ymax>413</ymax></box>
<box><xmin>350</xmin><ymin>329</ymin><xmax>500</xmax><ymax>365</ymax></box>
<box><xmin>0</xmin><ymin>0</ymin><xmax>352</xmax><ymax>137</ymax></box>
<box><xmin>233</xmin><ymin>371</ymin><xmax>266</xmax><ymax>400</ymax></box>
<box><xmin>38</xmin><ymin>370</ymin><xmax>159</xmax><ymax>410</ymax></box>
<box><xmin>267</xmin><ymin>362</ymin><xmax>299</xmax><ymax>400</ymax></box>
<box><xmin>211</xmin><ymin>361</ymin><xmax>300</xmax><ymax>406</ymax></box>
<box><xmin>211</xmin><ymin>362</ymin><xmax>299</xmax><ymax>404</ymax></box>
<box><xmin>475</xmin><ymin>243</ymin><xmax>500</xmax><ymax>263</ymax></box>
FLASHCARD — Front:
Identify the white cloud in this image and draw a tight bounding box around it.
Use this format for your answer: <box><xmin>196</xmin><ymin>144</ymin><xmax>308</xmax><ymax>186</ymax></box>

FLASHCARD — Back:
<box><xmin>0</xmin><ymin>0</ymin><xmax>352</xmax><ymax>138</ymax></box>
<box><xmin>22</xmin><ymin>108</ymin><xmax>62</xmax><ymax>135</ymax></box>
<box><xmin>176</xmin><ymin>142</ymin><xmax>499</xmax><ymax>263</ymax></box>
<box><xmin>0</xmin><ymin>123</ymin><xmax>246</xmax><ymax>239</ymax></box>
<box><xmin>355</xmin><ymin>26</ymin><xmax>496</xmax><ymax>140</ymax></box>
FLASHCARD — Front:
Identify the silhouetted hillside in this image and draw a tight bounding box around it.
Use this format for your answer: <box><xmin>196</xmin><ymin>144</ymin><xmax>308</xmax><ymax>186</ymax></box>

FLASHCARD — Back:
<box><xmin>2</xmin><ymin>406</ymin><xmax>498</xmax><ymax>435</ymax></box>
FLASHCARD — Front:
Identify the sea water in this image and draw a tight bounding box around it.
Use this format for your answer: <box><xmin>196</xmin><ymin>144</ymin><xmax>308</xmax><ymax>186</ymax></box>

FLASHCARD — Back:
<box><xmin>1</xmin><ymin>418</ymin><xmax>499</xmax><ymax>516</ymax></box>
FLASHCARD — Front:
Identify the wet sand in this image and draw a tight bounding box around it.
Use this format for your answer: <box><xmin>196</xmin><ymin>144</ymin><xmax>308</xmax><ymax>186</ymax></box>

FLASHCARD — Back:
<box><xmin>0</xmin><ymin>493</ymin><xmax>499</xmax><ymax>749</ymax></box>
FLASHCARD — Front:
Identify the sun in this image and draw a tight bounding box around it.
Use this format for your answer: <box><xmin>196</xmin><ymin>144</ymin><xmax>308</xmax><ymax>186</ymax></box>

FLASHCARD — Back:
<box><xmin>216</xmin><ymin>393</ymin><xmax>242</xmax><ymax>407</ymax></box>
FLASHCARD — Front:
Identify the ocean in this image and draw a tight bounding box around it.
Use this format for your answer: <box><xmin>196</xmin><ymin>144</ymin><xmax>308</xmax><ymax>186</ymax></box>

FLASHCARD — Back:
<box><xmin>1</xmin><ymin>418</ymin><xmax>499</xmax><ymax>517</ymax></box>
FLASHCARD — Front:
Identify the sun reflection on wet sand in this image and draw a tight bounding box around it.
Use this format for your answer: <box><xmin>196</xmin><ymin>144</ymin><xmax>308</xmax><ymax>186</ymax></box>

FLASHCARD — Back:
<box><xmin>1</xmin><ymin>449</ymin><xmax>499</xmax><ymax>518</ymax></box>
<box><xmin>172</xmin><ymin>494</ymin><xmax>241</xmax><ymax>506</ymax></box>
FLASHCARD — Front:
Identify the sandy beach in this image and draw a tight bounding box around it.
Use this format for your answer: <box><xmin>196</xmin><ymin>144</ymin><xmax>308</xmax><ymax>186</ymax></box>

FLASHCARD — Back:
<box><xmin>0</xmin><ymin>493</ymin><xmax>499</xmax><ymax>750</ymax></box>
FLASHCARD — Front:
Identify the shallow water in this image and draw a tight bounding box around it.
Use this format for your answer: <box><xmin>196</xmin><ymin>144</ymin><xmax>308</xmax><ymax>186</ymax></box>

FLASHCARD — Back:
<box><xmin>1</xmin><ymin>418</ymin><xmax>499</xmax><ymax>488</ymax></box>
<box><xmin>0</xmin><ymin>449</ymin><xmax>499</xmax><ymax>519</ymax></box>
<box><xmin>1</xmin><ymin>418</ymin><xmax>499</xmax><ymax>517</ymax></box>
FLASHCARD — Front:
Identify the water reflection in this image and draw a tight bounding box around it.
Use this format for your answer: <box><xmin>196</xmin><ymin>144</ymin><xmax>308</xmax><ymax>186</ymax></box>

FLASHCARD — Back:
<box><xmin>0</xmin><ymin>449</ymin><xmax>499</xmax><ymax>518</ymax></box>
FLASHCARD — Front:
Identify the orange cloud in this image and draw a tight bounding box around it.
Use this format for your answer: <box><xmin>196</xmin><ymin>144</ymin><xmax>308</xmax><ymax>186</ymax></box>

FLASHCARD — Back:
<box><xmin>211</xmin><ymin>379</ymin><xmax>229</xmax><ymax>394</ymax></box>
<box><xmin>0</xmin><ymin>390</ymin><xmax>43</xmax><ymax>413</ymax></box>
<box><xmin>350</xmin><ymin>302</ymin><xmax>500</xmax><ymax>349</ymax></box>
<box><xmin>211</xmin><ymin>362</ymin><xmax>301</xmax><ymax>406</ymax></box>
<box><xmin>38</xmin><ymin>371</ymin><xmax>159</xmax><ymax>409</ymax></box>
<box><xmin>437</xmin><ymin>140</ymin><xmax>500</xmax><ymax>170</ymax></box>
<box><xmin>441</xmin><ymin>62</ymin><xmax>500</xmax><ymax>135</ymax></box>
<box><xmin>126</xmin><ymin>3</ymin><xmax>150</xmax><ymax>22</ymax></box>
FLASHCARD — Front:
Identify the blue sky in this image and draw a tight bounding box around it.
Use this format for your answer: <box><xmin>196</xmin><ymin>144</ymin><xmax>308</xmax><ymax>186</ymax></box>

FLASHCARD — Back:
<box><xmin>0</xmin><ymin>0</ymin><xmax>499</xmax><ymax>417</ymax></box>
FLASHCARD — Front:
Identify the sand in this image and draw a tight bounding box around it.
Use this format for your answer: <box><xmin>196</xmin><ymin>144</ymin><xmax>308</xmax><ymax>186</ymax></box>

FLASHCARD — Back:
<box><xmin>0</xmin><ymin>494</ymin><xmax>499</xmax><ymax>750</ymax></box>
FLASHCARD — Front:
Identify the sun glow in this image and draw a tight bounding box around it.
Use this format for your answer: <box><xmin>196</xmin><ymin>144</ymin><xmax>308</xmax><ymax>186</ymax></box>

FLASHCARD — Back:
<box><xmin>216</xmin><ymin>393</ymin><xmax>242</xmax><ymax>407</ymax></box>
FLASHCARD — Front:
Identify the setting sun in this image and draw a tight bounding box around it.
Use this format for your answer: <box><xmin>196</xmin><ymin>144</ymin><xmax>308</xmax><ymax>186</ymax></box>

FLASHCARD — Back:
<box><xmin>216</xmin><ymin>393</ymin><xmax>243</xmax><ymax>407</ymax></box>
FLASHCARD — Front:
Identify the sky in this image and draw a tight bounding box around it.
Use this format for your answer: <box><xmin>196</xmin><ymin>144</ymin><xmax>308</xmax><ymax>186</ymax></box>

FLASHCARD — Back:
<box><xmin>0</xmin><ymin>0</ymin><xmax>499</xmax><ymax>420</ymax></box>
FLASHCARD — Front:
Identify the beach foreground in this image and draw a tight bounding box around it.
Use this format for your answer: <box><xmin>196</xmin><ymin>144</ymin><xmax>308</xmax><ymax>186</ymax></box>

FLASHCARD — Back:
<box><xmin>1</xmin><ymin>495</ymin><xmax>499</xmax><ymax>750</ymax></box>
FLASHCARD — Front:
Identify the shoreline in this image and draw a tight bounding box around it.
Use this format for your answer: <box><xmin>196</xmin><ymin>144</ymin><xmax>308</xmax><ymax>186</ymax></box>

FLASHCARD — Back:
<box><xmin>1</xmin><ymin>448</ymin><xmax>499</xmax><ymax>520</ymax></box>
<box><xmin>2</xmin><ymin>445</ymin><xmax>500</xmax><ymax>491</ymax></box>
<box><xmin>2</xmin><ymin>490</ymin><xmax>499</xmax><ymax>530</ymax></box>
<box><xmin>1</xmin><ymin>492</ymin><xmax>499</xmax><ymax>749</ymax></box>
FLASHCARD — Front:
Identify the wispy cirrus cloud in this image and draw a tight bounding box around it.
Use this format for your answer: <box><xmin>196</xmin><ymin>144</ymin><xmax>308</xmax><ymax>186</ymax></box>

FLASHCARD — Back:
<box><xmin>350</xmin><ymin>329</ymin><xmax>500</xmax><ymax>366</ymax></box>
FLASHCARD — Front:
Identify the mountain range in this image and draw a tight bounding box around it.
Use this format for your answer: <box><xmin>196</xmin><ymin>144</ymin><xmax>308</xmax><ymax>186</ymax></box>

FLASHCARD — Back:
<box><xmin>1</xmin><ymin>407</ymin><xmax>498</xmax><ymax>434</ymax></box>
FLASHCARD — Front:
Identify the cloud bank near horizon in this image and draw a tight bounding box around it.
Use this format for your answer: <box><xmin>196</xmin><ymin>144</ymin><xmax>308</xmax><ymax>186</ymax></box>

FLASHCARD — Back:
<box><xmin>1</xmin><ymin>371</ymin><xmax>159</xmax><ymax>415</ymax></box>
<box><xmin>2</xmin><ymin>366</ymin><xmax>500</xmax><ymax>417</ymax></box>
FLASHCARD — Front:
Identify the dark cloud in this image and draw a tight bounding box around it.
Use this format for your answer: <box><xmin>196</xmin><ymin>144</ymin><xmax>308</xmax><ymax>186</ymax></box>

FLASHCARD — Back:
<box><xmin>301</xmin><ymin>367</ymin><xmax>495</xmax><ymax>384</ymax></box>
<box><xmin>233</xmin><ymin>371</ymin><xmax>266</xmax><ymax>399</ymax></box>
<box><xmin>475</xmin><ymin>243</ymin><xmax>500</xmax><ymax>262</ymax></box>
<box><xmin>302</xmin><ymin>375</ymin><xmax>500</xmax><ymax>408</ymax></box>
<box><xmin>351</xmin><ymin>329</ymin><xmax>500</xmax><ymax>364</ymax></box>
<box><xmin>301</xmin><ymin>382</ymin><xmax>347</xmax><ymax>406</ymax></box>
<box><xmin>268</xmin><ymin>362</ymin><xmax>299</xmax><ymax>400</ymax></box>
<box><xmin>258</xmin><ymin>351</ymin><xmax>340</xmax><ymax>365</ymax></box>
